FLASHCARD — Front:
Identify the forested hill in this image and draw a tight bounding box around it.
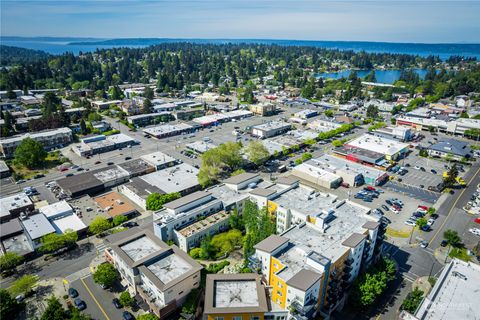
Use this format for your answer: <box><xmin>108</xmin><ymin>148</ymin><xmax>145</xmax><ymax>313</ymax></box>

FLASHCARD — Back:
<box><xmin>0</xmin><ymin>45</ymin><xmax>50</xmax><ymax>66</ymax></box>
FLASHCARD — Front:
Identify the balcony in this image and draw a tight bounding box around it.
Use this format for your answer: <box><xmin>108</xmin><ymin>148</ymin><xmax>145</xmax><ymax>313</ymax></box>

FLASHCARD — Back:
<box><xmin>137</xmin><ymin>285</ymin><xmax>162</xmax><ymax>317</ymax></box>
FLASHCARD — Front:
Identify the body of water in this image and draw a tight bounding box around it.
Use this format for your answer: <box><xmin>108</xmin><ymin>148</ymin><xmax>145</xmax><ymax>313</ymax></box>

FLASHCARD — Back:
<box><xmin>314</xmin><ymin>69</ymin><xmax>430</xmax><ymax>84</ymax></box>
<box><xmin>1</xmin><ymin>37</ymin><xmax>480</xmax><ymax>59</ymax></box>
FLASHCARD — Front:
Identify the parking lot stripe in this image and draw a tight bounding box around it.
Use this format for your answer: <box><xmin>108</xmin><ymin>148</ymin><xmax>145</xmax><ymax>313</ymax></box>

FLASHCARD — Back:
<box><xmin>81</xmin><ymin>277</ymin><xmax>111</xmax><ymax>320</ymax></box>
<box><xmin>428</xmin><ymin>166</ymin><xmax>480</xmax><ymax>246</ymax></box>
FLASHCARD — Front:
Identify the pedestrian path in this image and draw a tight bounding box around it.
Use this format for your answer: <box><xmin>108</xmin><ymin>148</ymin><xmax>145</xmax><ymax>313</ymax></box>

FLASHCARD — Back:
<box><xmin>65</xmin><ymin>267</ymin><xmax>91</xmax><ymax>283</ymax></box>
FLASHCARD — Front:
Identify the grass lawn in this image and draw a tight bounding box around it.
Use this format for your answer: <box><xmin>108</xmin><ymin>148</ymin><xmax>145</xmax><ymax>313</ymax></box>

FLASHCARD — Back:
<box><xmin>386</xmin><ymin>227</ymin><xmax>411</xmax><ymax>238</ymax></box>
<box><xmin>10</xmin><ymin>151</ymin><xmax>68</xmax><ymax>180</ymax></box>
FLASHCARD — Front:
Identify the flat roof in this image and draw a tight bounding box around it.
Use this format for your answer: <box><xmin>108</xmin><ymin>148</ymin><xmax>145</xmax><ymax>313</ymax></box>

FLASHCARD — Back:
<box><xmin>312</xmin><ymin>154</ymin><xmax>387</xmax><ymax>179</ymax></box>
<box><xmin>93</xmin><ymin>166</ymin><xmax>130</xmax><ymax>183</ymax></box>
<box><xmin>119</xmin><ymin>235</ymin><xmax>162</xmax><ymax>262</ymax></box>
<box><xmin>415</xmin><ymin>259</ymin><xmax>480</xmax><ymax>320</ymax></box>
<box><xmin>204</xmin><ymin>274</ymin><xmax>269</xmax><ymax>315</ymax></box>
<box><xmin>145</xmin><ymin>251</ymin><xmax>192</xmax><ymax>284</ymax></box>
<box><xmin>2</xmin><ymin>233</ymin><xmax>34</xmax><ymax>256</ymax></box>
<box><xmin>222</xmin><ymin>172</ymin><xmax>259</xmax><ymax>185</ymax></box>
<box><xmin>0</xmin><ymin>193</ymin><xmax>33</xmax><ymax>218</ymax></box>
<box><xmin>346</xmin><ymin>134</ymin><xmax>410</xmax><ymax>156</ymax></box>
<box><xmin>292</xmin><ymin>162</ymin><xmax>342</xmax><ymax>183</ymax></box>
<box><xmin>140</xmin><ymin>151</ymin><xmax>177</xmax><ymax>167</ymax></box>
<box><xmin>56</xmin><ymin>172</ymin><xmax>103</xmax><ymax>195</ymax></box>
<box><xmin>118</xmin><ymin>159</ymin><xmax>154</xmax><ymax>176</ymax></box>
<box><xmin>50</xmin><ymin>214</ymin><xmax>87</xmax><ymax>233</ymax></box>
<box><xmin>342</xmin><ymin>233</ymin><xmax>368</xmax><ymax>248</ymax></box>
<box><xmin>177</xmin><ymin>211</ymin><xmax>229</xmax><ymax>238</ymax></box>
<box><xmin>163</xmin><ymin>191</ymin><xmax>211</xmax><ymax>210</ymax></box>
<box><xmin>139</xmin><ymin>163</ymin><xmax>199</xmax><ymax>194</ymax></box>
<box><xmin>123</xmin><ymin>177</ymin><xmax>165</xmax><ymax>199</ymax></box>
<box><xmin>143</xmin><ymin>123</ymin><xmax>192</xmax><ymax>136</ymax></box>
<box><xmin>93</xmin><ymin>192</ymin><xmax>136</xmax><ymax>217</ymax></box>
<box><xmin>21</xmin><ymin>214</ymin><xmax>55</xmax><ymax>240</ymax></box>
<box><xmin>252</xmin><ymin>120</ymin><xmax>291</xmax><ymax>132</ymax></box>
<box><xmin>0</xmin><ymin>218</ymin><xmax>23</xmax><ymax>239</ymax></box>
<box><xmin>186</xmin><ymin>140</ymin><xmax>217</xmax><ymax>153</ymax></box>
<box><xmin>334</xmin><ymin>145</ymin><xmax>384</xmax><ymax>164</ymax></box>
<box><xmin>254</xmin><ymin>235</ymin><xmax>289</xmax><ymax>253</ymax></box>
<box><xmin>0</xmin><ymin>127</ymin><xmax>72</xmax><ymax>145</ymax></box>
<box><xmin>39</xmin><ymin>200</ymin><xmax>72</xmax><ymax>219</ymax></box>
<box><xmin>286</xmin><ymin>269</ymin><xmax>322</xmax><ymax>291</ymax></box>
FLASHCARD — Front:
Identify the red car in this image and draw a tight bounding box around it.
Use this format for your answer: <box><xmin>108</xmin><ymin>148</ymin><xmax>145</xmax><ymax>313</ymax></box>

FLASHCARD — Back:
<box><xmin>60</xmin><ymin>167</ymin><xmax>68</xmax><ymax>172</ymax></box>
<box><xmin>392</xmin><ymin>204</ymin><xmax>401</xmax><ymax>211</ymax></box>
<box><xmin>418</xmin><ymin>205</ymin><xmax>429</xmax><ymax>211</ymax></box>
<box><xmin>366</xmin><ymin>186</ymin><xmax>376</xmax><ymax>191</ymax></box>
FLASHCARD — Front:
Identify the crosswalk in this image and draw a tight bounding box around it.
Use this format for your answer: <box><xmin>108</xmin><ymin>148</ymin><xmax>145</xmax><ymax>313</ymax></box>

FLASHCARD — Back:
<box><xmin>95</xmin><ymin>242</ymin><xmax>107</xmax><ymax>252</ymax></box>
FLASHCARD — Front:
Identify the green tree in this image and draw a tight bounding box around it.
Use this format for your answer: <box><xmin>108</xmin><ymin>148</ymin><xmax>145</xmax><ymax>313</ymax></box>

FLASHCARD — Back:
<box><xmin>109</xmin><ymin>85</ymin><xmax>124</xmax><ymax>100</ymax></box>
<box><xmin>143</xmin><ymin>98</ymin><xmax>153</xmax><ymax>114</ymax></box>
<box><xmin>200</xmin><ymin>234</ymin><xmax>214</xmax><ymax>260</ymax></box>
<box><xmin>242</xmin><ymin>86</ymin><xmax>255</xmax><ymax>104</ymax></box>
<box><xmin>443</xmin><ymin>229</ymin><xmax>461</xmax><ymax>247</ymax></box>
<box><xmin>112</xmin><ymin>215</ymin><xmax>128</xmax><ymax>226</ymax></box>
<box><xmin>182</xmin><ymin>288</ymin><xmax>200</xmax><ymax>315</ymax></box>
<box><xmin>198</xmin><ymin>142</ymin><xmax>243</xmax><ymax>186</ymax></box>
<box><xmin>1</xmin><ymin>111</ymin><xmax>14</xmax><ymax>137</ymax></box>
<box><xmin>9</xmin><ymin>274</ymin><xmax>38</xmax><ymax>297</ymax></box>
<box><xmin>332</xmin><ymin>140</ymin><xmax>344</xmax><ymax>147</ymax></box>
<box><xmin>146</xmin><ymin>192</ymin><xmax>181</xmax><ymax>211</ymax></box>
<box><xmin>40</xmin><ymin>296</ymin><xmax>67</xmax><ymax>320</ymax></box>
<box><xmin>93</xmin><ymin>263</ymin><xmax>119</xmax><ymax>288</ymax></box>
<box><xmin>416</xmin><ymin>217</ymin><xmax>428</xmax><ymax>229</ymax></box>
<box><xmin>87</xmin><ymin>112</ymin><xmax>102</xmax><ymax>122</ymax></box>
<box><xmin>459</xmin><ymin>112</ymin><xmax>469</xmax><ymax>118</ymax></box>
<box><xmin>244</xmin><ymin>141</ymin><xmax>270</xmax><ymax>166</ymax></box>
<box><xmin>301</xmin><ymin>153</ymin><xmax>313</xmax><ymax>161</ymax></box>
<box><xmin>324</xmin><ymin>110</ymin><xmax>334</xmax><ymax>117</ymax></box>
<box><xmin>42</xmin><ymin>91</ymin><xmax>61</xmax><ymax>116</ymax></box>
<box><xmin>229</xmin><ymin>208</ymin><xmax>244</xmax><ymax>231</ymax></box>
<box><xmin>143</xmin><ymin>86</ymin><xmax>154</xmax><ymax>100</ymax></box>
<box><xmin>401</xmin><ymin>287</ymin><xmax>424</xmax><ymax>313</ymax></box>
<box><xmin>366</xmin><ymin>105</ymin><xmax>379</xmax><ymax>119</ymax></box>
<box><xmin>89</xmin><ymin>217</ymin><xmax>112</xmax><ymax>235</ymax></box>
<box><xmin>0</xmin><ymin>289</ymin><xmax>24</xmax><ymax>320</ymax></box>
<box><xmin>0</xmin><ymin>252</ymin><xmax>23</xmax><ymax>273</ymax></box>
<box><xmin>39</xmin><ymin>231</ymin><xmax>78</xmax><ymax>253</ymax></box>
<box><xmin>14</xmin><ymin>137</ymin><xmax>47</xmax><ymax>169</ymax></box>
<box><xmin>419</xmin><ymin>149</ymin><xmax>428</xmax><ymax>157</ymax></box>
<box><xmin>119</xmin><ymin>291</ymin><xmax>135</xmax><ymax>307</ymax></box>
<box><xmin>443</xmin><ymin>164</ymin><xmax>458</xmax><ymax>187</ymax></box>
<box><xmin>79</xmin><ymin>119</ymin><xmax>88</xmax><ymax>134</ymax></box>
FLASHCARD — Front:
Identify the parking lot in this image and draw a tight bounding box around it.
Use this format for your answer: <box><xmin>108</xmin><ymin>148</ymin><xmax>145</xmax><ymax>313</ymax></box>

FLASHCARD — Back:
<box><xmin>385</xmin><ymin>181</ymin><xmax>440</xmax><ymax>204</ymax></box>
<box><xmin>70</xmin><ymin>275</ymin><xmax>133</xmax><ymax>320</ymax></box>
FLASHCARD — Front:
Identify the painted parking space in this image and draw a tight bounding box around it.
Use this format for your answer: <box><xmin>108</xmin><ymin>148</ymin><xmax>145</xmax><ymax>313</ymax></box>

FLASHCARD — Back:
<box><xmin>385</xmin><ymin>181</ymin><xmax>440</xmax><ymax>204</ymax></box>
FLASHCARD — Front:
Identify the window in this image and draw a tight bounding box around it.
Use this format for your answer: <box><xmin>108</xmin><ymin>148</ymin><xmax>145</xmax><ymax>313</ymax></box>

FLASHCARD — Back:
<box><xmin>215</xmin><ymin>317</ymin><xmax>224</xmax><ymax>320</ymax></box>
<box><xmin>193</xmin><ymin>274</ymin><xmax>198</xmax><ymax>279</ymax></box>
<box><xmin>233</xmin><ymin>317</ymin><xmax>243</xmax><ymax>320</ymax></box>
<box><xmin>193</xmin><ymin>282</ymin><xmax>198</xmax><ymax>286</ymax></box>
<box><xmin>179</xmin><ymin>291</ymin><xmax>184</xmax><ymax>295</ymax></box>
<box><xmin>251</xmin><ymin>316</ymin><xmax>260</xmax><ymax>320</ymax></box>
<box><xmin>276</xmin><ymin>290</ymin><xmax>282</xmax><ymax>297</ymax></box>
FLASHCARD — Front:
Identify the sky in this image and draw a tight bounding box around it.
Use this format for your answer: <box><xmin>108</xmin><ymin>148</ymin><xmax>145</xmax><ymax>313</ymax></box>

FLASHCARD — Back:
<box><xmin>1</xmin><ymin>0</ymin><xmax>480</xmax><ymax>43</ymax></box>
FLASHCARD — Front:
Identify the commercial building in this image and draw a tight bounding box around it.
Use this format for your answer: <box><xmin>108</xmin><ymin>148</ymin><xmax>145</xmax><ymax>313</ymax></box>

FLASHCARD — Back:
<box><xmin>117</xmin><ymin>159</ymin><xmax>156</xmax><ymax>177</ymax></box>
<box><xmin>294</xmin><ymin>109</ymin><xmax>318</xmax><ymax>119</ymax></box>
<box><xmin>127</xmin><ymin>112</ymin><xmax>172</xmax><ymax>127</ymax></box>
<box><xmin>0</xmin><ymin>160</ymin><xmax>10</xmax><ymax>178</ymax></box>
<box><xmin>254</xmin><ymin>199</ymin><xmax>380</xmax><ymax>318</ymax></box>
<box><xmin>402</xmin><ymin>259</ymin><xmax>480</xmax><ymax>320</ymax></box>
<box><xmin>291</xmin><ymin>163</ymin><xmax>343</xmax><ymax>189</ymax></box>
<box><xmin>106</xmin><ymin>229</ymin><xmax>202</xmax><ymax>318</ymax></box>
<box><xmin>192</xmin><ymin>110</ymin><xmax>253</xmax><ymax>126</ymax></box>
<box><xmin>143</xmin><ymin>123</ymin><xmax>195</xmax><ymax>139</ymax></box>
<box><xmin>204</xmin><ymin>274</ymin><xmax>271</xmax><ymax>320</ymax></box>
<box><xmin>38</xmin><ymin>200</ymin><xmax>87</xmax><ymax>235</ymax></box>
<box><xmin>21</xmin><ymin>214</ymin><xmax>56</xmax><ymax>249</ymax></box>
<box><xmin>93</xmin><ymin>192</ymin><xmax>137</xmax><ymax>218</ymax></box>
<box><xmin>186</xmin><ymin>140</ymin><xmax>216</xmax><ymax>154</ymax></box>
<box><xmin>396</xmin><ymin>116</ymin><xmax>480</xmax><ymax>136</ymax></box>
<box><xmin>345</xmin><ymin>134</ymin><xmax>410</xmax><ymax>161</ymax></box>
<box><xmin>140</xmin><ymin>151</ymin><xmax>178</xmax><ymax>171</ymax></box>
<box><xmin>427</xmin><ymin>139</ymin><xmax>472</xmax><ymax>161</ymax></box>
<box><xmin>173</xmin><ymin>108</ymin><xmax>205</xmax><ymax>121</ymax></box>
<box><xmin>251</xmin><ymin>121</ymin><xmax>292</xmax><ymax>138</ymax></box>
<box><xmin>0</xmin><ymin>218</ymin><xmax>34</xmax><ymax>256</ymax></box>
<box><xmin>307</xmin><ymin>155</ymin><xmax>388</xmax><ymax>187</ymax></box>
<box><xmin>120</xmin><ymin>163</ymin><xmax>200</xmax><ymax>210</ymax></box>
<box><xmin>307</xmin><ymin>119</ymin><xmax>342</xmax><ymax>133</ymax></box>
<box><xmin>372</xmin><ymin>126</ymin><xmax>413</xmax><ymax>142</ymax></box>
<box><xmin>223</xmin><ymin>172</ymin><xmax>261</xmax><ymax>191</ymax></box>
<box><xmin>250</xmin><ymin>103</ymin><xmax>277</xmax><ymax>116</ymax></box>
<box><xmin>73</xmin><ymin>133</ymin><xmax>138</xmax><ymax>157</ymax></box>
<box><xmin>0</xmin><ymin>192</ymin><xmax>34</xmax><ymax>223</ymax></box>
<box><xmin>0</xmin><ymin>127</ymin><xmax>73</xmax><ymax>158</ymax></box>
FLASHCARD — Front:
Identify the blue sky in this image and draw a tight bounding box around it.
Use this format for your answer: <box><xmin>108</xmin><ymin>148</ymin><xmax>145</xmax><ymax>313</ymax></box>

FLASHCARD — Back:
<box><xmin>1</xmin><ymin>0</ymin><xmax>480</xmax><ymax>43</ymax></box>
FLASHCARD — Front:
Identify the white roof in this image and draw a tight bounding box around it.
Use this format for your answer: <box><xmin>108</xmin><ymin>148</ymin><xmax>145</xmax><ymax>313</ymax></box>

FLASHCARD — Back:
<box><xmin>39</xmin><ymin>200</ymin><xmax>73</xmax><ymax>219</ymax></box>
<box><xmin>140</xmin><ymin>151</ymin><xmax>176</xmax><ymax>167</ymax></box>
<box><xmin>140</xmin><ymin>163</ymin><xmax>199</xmax><ymax>194</ymax></box>
<box><xmin>346</xmin><ymin>134</ymin><xmax>410</xmax><ymax>156</ymax></box>
<box><xmin>0</xmin><ymin>193</ymin><xmax>33</xmax><ymax>219</ymax></box>
<box><xmin>21</xmin><ymin>214</ymin><xmax>55</xmax><ymax>240</ymax></box>
<box><xmin>50</xmin><ymin>214</ymin><xmax>87</xmax><ymax>233</ymax></box>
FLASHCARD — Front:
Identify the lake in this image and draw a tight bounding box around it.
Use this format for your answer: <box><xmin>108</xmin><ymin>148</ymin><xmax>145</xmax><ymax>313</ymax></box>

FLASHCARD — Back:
<box><xmin>314</xmin><ymin>69</ymin><xmax>430</xmax><ymax>84</ymax></box>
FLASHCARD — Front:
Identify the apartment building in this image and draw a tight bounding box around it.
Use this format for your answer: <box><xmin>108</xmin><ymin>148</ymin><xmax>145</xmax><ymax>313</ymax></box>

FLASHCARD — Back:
<box><xmin>106</xmin><ymin>229</ymin><xmax>202</xmax><ymax>318</ymax></box>
<box><xmin>254</xmin><ymin>201</ymin><xmax>382</xmax><ymax>318</ymax></box>
<box><xmin>0</xmin><ymin>127</ymin><xmax>73</xmax><ymax>158</ymax></box>
<box><xmin>204</xmin><ymin>274</ymin><xmax>272</xmax><ymax>320</ymax></box>
<box><xmin>250</xmin><ymin>103</ymin><xmax>276</xmax><ymax>116</ymax></box>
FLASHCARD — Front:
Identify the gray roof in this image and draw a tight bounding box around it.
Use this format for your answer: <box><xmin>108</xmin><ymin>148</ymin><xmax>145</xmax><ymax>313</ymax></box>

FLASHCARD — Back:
<box><xmin>163</xmin><ymin>191</ymin><xmax>211</xmax><ymax>210</ymax></box>
<box><xmin>286</xmin><ymin>269</ymin><xmax>322</xmax><ymax>291</ymax></box>
<box><xmin>428</xmin><ymin>139</ymin><xmax>471</xmax><ymax>157</ymax></box>
<box><xmin>21</xmin><ymin>214</ymin><xmax>55</xmax><ymax>240</ymax></box>
<box><xmin>276</xmin><ymin>176</ymin><xmax>299</xmax><ymax>186</ymax></box>
<box><xmin>362</xmin><ymin>221</ymin><xmax>380</xmax><ymax>230</ymax></box>
<box><xmin>254</xmin><ymin>234</ymin><xmax>289</xmax><ymax>253</ymax></box>
<box><xmin>223</xmin><ymin>172</ymin><xmax>259</xmax><ymax>185</ymax></box>
<box><xmin>0</xmin><ymin>218</ymin><xmax>23</xmax><ymax>239</ymax></box>
<box><xmin>249</xmin><ymin>188</ymin><xmax>276</xmax><ymax>197</ymax></box>
<box><xmin>342</xmin><ymin>233</ymin><xmax>367</xmax><ymax>248</ymax></box>
<box><xmin>56</xmin><ymin>171</ymin><xmax>103</xmax><ymax>195</ymax></box>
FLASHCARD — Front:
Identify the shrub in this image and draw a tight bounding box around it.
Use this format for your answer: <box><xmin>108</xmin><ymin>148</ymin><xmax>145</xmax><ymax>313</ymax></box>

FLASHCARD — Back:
<box><xmin>189</xmin><ymin>248</ymin><xmax>202</xmax><ymax>259</ymax></box>
<box><xmin>206</xmin><ymin>261</ymin><xmax>230</xmax><ymax>273</ymax></box>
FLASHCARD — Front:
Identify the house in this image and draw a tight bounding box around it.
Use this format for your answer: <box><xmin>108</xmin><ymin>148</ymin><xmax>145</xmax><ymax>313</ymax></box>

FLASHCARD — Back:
<box><xmin>427</xmin><ymin>139</ymin><xmax>472</xmax><ymax>161</ymax></box>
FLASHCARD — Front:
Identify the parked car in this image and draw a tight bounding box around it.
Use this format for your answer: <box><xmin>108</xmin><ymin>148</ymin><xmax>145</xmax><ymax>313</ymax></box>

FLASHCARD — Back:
<box><xmin>382</xmin><ymin>205</ymin><xmax>390</xmax><ymax>211</ymax></box>
<box><xmin>107</xmin><ymin>162</ymin><xmax>114</xmax><ymax>165</ymax></box>
<box><xmin>431</xmin><ymin>169</ymin><xmax>437</xmax><ymax>174</ymax></box>
<box><xmin>112</xmin><ymin>298</ymin><xmax>122</xmax><ymax>309</ymax></box>
<box><xmin>125</xmin><ymin>157</ymin><xmax>132</xmax><ymax>160</ymax></box>
<box><xmin>427</xmin><ymin>218</ymin><xmax>435</xmax><ymax>226</ymax></box>
<box><xmin>391</xmin><ymin>207</ymin><xmax>400</xmax><ymax>214</ymax></box>
<box><xmin>414</xmin><ymin>166</ymin><xmax>421</xmax><ymax>170</ymax></box>
<box><xmin>68</xmin><ymin>288</ymin><xmax>78</xmax><ymax>298</ymax></box>
<box><xmin>440</xmin><ymin>240</ymin><xmax>448</xmax><ymax>247</ymax></box>
<box><xmin>421</xmin><ymin>225</ymin><xmax>430</xmax><ymax>232</ymax></box>
<box><xmin>65</xmin><ymin>173</ymin><xmax>74</xmax><ymax>177</ymax></box>
<box><xmin>469</xmin><ymin>228</ymin><xmax>480</xmax><ymax>236</ymax></box>
<box><xmin>123</xmin><ymin>311</ymin><xmax>134</xmax><ymax>320</ymax></box>
<box><xmin>420</xmin><ymin>240</ymin><xmax>428</xmax><ymax>248</ymax></box>
<box><xmin>122</xmin><ymin>221</ymin><xmax>139</xmax><ymax>228</ymax></box>
<box><xmin>94</xmin><ymin>161</ymin><xmax>101</xmax><ymax>164</ymax></box>
<box><xmin>74</xmin><ymin>298</ymin><xmax>86</xmax><ymax>310</ymax></box>
<box><xmin>404</xmin><ymin>220</ymin><xmax>416</xmax><ymax>226</ymax></box>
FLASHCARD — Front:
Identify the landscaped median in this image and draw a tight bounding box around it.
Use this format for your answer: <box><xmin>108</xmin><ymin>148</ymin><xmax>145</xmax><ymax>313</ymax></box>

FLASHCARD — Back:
<box><xmin>386</xmin><ymin>227</ymin><xmax>411</xmax><ymax>238</ymax></box>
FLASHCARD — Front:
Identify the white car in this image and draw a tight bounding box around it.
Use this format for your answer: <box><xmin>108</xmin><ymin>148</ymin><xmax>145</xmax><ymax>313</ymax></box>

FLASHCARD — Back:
<box><xmin>405</xmin><ymin>220</ymin><xmax>416</xmax><ymax>226</ymax></box>
<box><xmin>414</xmin><ymin>166</ymin><xmax>421</xmax><ymax>170</ymax></box>
<box><xmin>392</xmin><ymin>208</ymin><xmax>400</xmax><ymax>214</ymax></box>
<box><xmin>469</xmin><ymin>228</ymin><xmax>480</xmax><ymax>236</ymax></box>
<box><xmin>427</xmin><ymin>218</ymin><xmax>435</xmax><ymax>226</ymax></box>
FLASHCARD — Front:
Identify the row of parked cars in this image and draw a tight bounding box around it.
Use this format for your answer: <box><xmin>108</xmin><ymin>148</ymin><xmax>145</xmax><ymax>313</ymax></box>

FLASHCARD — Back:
<box><xmin>404</xmin><ymin>205</ymin><xmax>438</xmax><ymax>232</ymax></box>
<box><xmin>354</xmin><ymin>186</ymin><xmax>384</xmax><ymax>203</ymax></box>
